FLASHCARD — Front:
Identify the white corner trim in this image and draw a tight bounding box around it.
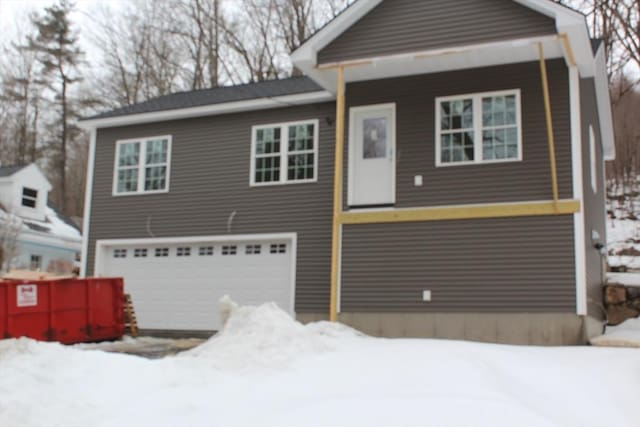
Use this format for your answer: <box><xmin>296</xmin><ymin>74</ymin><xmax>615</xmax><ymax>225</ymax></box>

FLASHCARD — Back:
<box><xmin>80</xmin><ymin>128</ymin><xmax>97</xmax><ymax>278</ymax></box>
<box><xmin>79</xmin><ymin>91</ymin><xmax>334</xmax><ymax>130</ymax></box>
<box><xmin>336</xmin><ymin>223</ymin><xmax>343</xmax><ymax>314</ymax></box>
<box><xmin>570</xmin><ymin>66</ymin><xmax>587</xmax><ymax>316</ymax></box>
<box><xmin>594</xmin><ymin>45</ymin><xmax>615</xmax><ymax>160</ymax></box>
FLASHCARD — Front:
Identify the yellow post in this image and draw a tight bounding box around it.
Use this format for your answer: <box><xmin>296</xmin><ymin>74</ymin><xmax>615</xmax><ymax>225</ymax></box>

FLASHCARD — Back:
<box><xmin>538</xmin><ymin>43</ymin><xmax>560</xmax><ymax>212</ymax></box>
<box><xmin>329</xmin><ymin>66</ymin><xmax>345</xmax><ymax>322</ymax></box>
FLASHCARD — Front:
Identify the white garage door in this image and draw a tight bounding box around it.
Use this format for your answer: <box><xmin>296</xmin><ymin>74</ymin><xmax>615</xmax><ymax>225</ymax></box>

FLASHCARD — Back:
<box><xmin>96</xmin><ymin>234</ymin><xmax>295</xmax><ymax>331</ymax></box>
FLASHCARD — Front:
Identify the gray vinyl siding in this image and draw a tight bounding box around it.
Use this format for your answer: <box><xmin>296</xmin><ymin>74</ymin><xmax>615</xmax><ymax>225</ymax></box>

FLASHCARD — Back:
<box><xmin>318</xmin><ymin>0</ymin><xmax>557</xmax><ymax>64</ymax></box>
<box><xmin>88</xmin><ymin>61</ymin><xmax>577</xmax><ymax>314</ymax></box>
<box><xmin>87</xmin><ymin>103</ymin><xmax>336</xmax><ymax>312</ymax></box>
<box><xmin>344</xmin><ymin>59</ymin><xmax>573</xmax><ymax>207</ymax></box>
<box><xmin>342</xmin><ymin>216</ymin><xmax>576</xmax><ymax>312</ymax></box>
<box><xmin>580</xmin><ymin>77</ymin><xmax>607</xmax><ymax>320</ymax></box>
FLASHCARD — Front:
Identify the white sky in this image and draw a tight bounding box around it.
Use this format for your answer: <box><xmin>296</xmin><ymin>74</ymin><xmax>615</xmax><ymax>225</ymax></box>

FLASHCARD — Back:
<box><xmin>0</xmin><ymin>0</ymin><xmax>128</xmax><ymax>69</ymax></box>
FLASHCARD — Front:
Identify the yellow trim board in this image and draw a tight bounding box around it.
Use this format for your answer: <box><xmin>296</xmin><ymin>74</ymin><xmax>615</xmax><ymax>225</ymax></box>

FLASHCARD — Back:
<box><xmin>340</xmin><ymin>200</ymin><xmax>580</xmax><ymax>225</ymax></box>
<box><xmin>329</xmin><ymin>66</ymin><xmax>346</xmax><ymax>322</ymax></box>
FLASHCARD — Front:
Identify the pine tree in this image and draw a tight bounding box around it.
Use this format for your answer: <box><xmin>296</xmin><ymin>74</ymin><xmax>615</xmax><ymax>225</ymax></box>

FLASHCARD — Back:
<box><xmin>27</xmin><ymin>0</ymin><xmax>83</xmax><ymax>213</ymax></box>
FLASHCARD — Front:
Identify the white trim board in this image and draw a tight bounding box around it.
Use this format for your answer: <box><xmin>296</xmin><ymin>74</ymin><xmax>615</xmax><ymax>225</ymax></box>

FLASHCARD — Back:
<box><xmin>569</xmin><ymin>66</ymin><xmax>587</xmax><ymax>316</ymax></box>
<box><xmin>80</xmin><ymin>129</ymin><xmax>97</xmax><ymax>278</ymax></box>
<box><xmin>79</xmin><ymin>91</ymin><xmax>334</xmax><ymax>129</ymax></box>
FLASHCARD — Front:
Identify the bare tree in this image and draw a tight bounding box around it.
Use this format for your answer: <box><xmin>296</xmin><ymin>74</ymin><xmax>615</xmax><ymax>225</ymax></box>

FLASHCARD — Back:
<box><xmin>0</xmin><ymin>211</ymin><xmax>22</xmax><ymax>273</ymax></box>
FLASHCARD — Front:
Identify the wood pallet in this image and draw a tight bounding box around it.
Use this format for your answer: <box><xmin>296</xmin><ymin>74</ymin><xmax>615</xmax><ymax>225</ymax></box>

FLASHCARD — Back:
<box><xmin>123</xmin><ymin>293</ymin><xmax>139</xmax><ymax>337</ymax></box>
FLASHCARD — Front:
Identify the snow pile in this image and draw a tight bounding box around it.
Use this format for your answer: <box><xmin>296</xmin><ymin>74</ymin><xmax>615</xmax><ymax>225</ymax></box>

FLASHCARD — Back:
<box><xmin>1</xmin><ymin>299</ymin><xmax>639</xmax><ymax>427</ymax></box>
<box><xmin>591</xmin><ymin>317</ymin><xmax>640</xmax><ymax>347</ymax></box>
<box><xmin>607</xmin><ymin>272</ymin><xmax>640</xmax><ymax>288</ymax></box>
<box><xmin>182</xmin><ymin>297</ymin><xmax>363</xmax><ymax>370</ymax></box>
<box><xmin>44</xmin><ymin>206</ymin><xmax>81</xmax><ymax>240</ymax></box>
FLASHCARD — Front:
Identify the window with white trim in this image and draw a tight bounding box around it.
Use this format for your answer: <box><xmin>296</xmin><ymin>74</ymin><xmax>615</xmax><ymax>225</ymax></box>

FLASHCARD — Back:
<box><xmin>251</xmin><ymin>120</ymin><xmax>318</xmax><ymax>185</ymax></box>
<box><xmin>114</xmin><ymin>136</ymin><xmax>171</xmax><ymax>194</ymax></box>
<box><xmin>436</xmin><ymin>90</ymin><xmax>522</xmax><ymax>166</ymax></box>
<box><xmin>30</xmin><ymin>254</ymin><xmax>42</xmax><ymax>270</ymax></box>
<box><xmin>589</xmin><ymin>125</ymin><xmax>598</xmax><ymax>193</ymax></box>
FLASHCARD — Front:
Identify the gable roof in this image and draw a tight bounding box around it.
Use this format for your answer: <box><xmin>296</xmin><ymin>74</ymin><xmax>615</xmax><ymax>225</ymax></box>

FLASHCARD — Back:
<box><xmin>0</xmin><ymin>165</ymin><xmax>27</xmax><ymax>178</ymax></box>
<box><xmin>291</xmin><ymin>0</ymin><xmax>593</xmax><ymax>76</ymax></box>
<box><xmin>80</xmin><ymin>77</ymin><xmax>330</xmax><ymax>128</ymax></box>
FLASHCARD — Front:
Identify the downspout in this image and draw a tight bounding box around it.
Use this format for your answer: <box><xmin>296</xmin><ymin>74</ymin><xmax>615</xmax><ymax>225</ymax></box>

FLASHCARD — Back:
<box><xmin>330</xmin><ymin>66</ymin><xmax>346</xmax><ymax>322</ymax></box>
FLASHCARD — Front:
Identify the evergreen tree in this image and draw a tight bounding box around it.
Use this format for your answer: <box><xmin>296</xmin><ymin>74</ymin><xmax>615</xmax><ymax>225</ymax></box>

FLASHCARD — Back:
<box><xmin>27</xmin><ymin>0</ymin><xmax>83</xmax><ymax>213</ymax></box>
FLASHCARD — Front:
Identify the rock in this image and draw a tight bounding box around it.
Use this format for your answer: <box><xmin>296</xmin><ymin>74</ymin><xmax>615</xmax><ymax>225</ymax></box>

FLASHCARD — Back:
<box><xmin>628</xmin><ymin>287</ymin><xmax>640</xmax><ymax>300</ymax></box>
<box><xmin>607</xmin><ymin>304</ymin><xmax>640</xmax><ymax>326</ymax></box>
<box><xmin>605</xmin><ymin>285</ymin><xmax>627</xmax><ymax>304</ymax></box>
<box><xmin>630</xmin><ymin>298</ymin><xmax>640</xmax><ymax>312</ymax></box>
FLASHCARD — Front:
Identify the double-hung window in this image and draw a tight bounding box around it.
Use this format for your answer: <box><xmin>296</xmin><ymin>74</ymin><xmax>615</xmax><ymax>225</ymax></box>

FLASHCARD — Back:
<box><xmin>114</xmin><ymin>136</ymin><xmax>171</xmax><ymax>195</ymax></box>
<box><xmin>436</xmin><ymin>90</ymin><xmax>522</xmax><ymax>166</ymax></box>
<box><xmin>251</xmin><ymin>120</ymin><xmax>318</xmax><ymax>185</ymax></box>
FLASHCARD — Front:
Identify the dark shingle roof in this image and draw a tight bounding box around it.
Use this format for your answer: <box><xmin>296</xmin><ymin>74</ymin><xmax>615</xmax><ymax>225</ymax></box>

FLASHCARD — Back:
<box><xmin>0</xmin><ymin>165</ymin><xmax>26</xmax><ymax>177</ymax></box>
<box><xmin>83</xmin><ymin>76</ymin><xmax>324</xmax><ymax>121</ymax></box>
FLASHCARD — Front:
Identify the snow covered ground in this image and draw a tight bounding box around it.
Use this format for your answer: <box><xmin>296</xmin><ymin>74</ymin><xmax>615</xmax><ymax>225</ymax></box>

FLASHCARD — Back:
<box><xmin>591</xmin><ymin>317</ymin><xmax>640</xmax><ymax>348</ymax></box>
<box><xmin>1</xmin><ymin>301</ymin><xmax>639</xmax><ymax>427</ymax></box>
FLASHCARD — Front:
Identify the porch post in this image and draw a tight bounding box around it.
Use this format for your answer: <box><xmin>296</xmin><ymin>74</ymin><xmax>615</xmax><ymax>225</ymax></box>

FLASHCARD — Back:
<box><xmin>330</xmin><ymin>66</ymin><xmax>345</xmax><ymax>322</ymax></box>
<box><xmin>538</xmin><ymin>43</ymin><xmax>560</xmax><ymax>212</ymax></box>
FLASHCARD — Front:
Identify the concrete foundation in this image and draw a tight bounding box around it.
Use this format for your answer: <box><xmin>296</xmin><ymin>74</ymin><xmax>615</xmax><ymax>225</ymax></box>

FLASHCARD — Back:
<box><xmin>297</xmin><ymin>312</ymin><xmax>596</xmax><ymax>345</ymax></box>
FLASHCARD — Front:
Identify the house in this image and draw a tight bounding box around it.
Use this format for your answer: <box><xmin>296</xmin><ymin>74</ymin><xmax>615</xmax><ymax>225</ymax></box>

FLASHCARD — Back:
<box><xmin>0</xmin><ymin>164</ymin><xmax>82</xmax><ymax>274</ymax></box>
<box><xmin>79</xmin><ymin>0</ymin><xmax>614</xmax><ymax>344</ymax></box>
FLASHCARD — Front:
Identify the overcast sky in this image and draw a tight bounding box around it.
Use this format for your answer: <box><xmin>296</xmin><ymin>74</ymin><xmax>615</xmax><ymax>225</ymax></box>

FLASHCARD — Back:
<box><xmin>0</xmin><ymin>0</ymin><xmax>127</xmax><ymax>68</ymax></box>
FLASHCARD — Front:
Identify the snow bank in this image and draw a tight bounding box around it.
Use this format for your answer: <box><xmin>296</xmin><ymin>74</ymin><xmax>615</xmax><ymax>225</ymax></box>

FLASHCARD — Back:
<box><xmin>607</xmin><ymin>272</ymin><xmax>640</xmax><ymax>287</ymax></box>
<box><xmin>182</xmin><ymin>297</ymin><xmax>363</xmax><ymax>370</ymax></box>
<box><xmin>591</xmin><ymin>317</ymin><xmax>640</xmax><ymax>347</ymax></box>
<box><xmin>1</xmin><ymin>299</ymin><xmax>639</xmax><ymax>427</ymax></box>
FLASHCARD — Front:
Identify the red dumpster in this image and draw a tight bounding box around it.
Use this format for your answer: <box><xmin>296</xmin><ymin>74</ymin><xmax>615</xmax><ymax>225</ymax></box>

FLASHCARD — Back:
<box><xmin>0</xmin><ymin>277</ymin><xmax>125</xmax><ymax>344</ymax></box>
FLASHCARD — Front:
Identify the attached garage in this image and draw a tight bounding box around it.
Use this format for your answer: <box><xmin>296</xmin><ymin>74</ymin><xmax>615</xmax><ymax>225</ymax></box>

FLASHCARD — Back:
<box><xmin>94</xmin><ymin>233</ymin><xmax>296</xmax><ymax>332</ymax></box>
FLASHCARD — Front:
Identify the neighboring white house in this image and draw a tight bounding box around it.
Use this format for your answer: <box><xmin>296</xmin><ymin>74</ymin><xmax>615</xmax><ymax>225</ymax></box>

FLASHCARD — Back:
<box><xmin>0</xmin><ymin>164</ymin><xmax>82</xmax><ymax>273</ymax></box>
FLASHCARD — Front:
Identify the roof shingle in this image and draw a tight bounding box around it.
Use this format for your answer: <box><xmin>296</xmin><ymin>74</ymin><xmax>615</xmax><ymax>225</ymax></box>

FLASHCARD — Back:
<box><xmin>83</xmin><ymin>76</ymin><xmax>324</xmax><ymax>121</ymax></box>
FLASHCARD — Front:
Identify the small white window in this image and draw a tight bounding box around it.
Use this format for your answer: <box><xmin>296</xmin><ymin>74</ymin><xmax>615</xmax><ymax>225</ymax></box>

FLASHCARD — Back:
<box><xmin>270</xmin><ymin>243</ymin><xmax>286</xmax><ymax>254</ymax></box>
<box><xmin>245</xmin><ymin>244</ymin><xmax>262</xmax><ymax>255</ymax></box>
<box><xmin>22</xmin><ymin>187</ymin><xmax>38</xmax><ymax>208</ymax></box>
<box><xmin>155</xmin><ymin>248</ymin><xmax>169</xmax><ymax>257</ymax></box>
<box><xmin>199</xmin><ymin>246</ymin><xmax>214</xmax><ymax>256</ymax></box>
<box><xmin>113</xmin><ymin>249</ymin><xmax>127</xmax><ymax>258</ymax></box>
<box><xmin>134</xmin><ymin>248</ymin><xmax>147</xmax><ymax>258</ymax></box>
<box><xmin>114</xmin><ymin>136</ymin><xmax>171</xmax><ymax>195</ymax></box>
<box><xmin>177</xmin><ymin>247</ymin><xmax>191</xmax><ymax>257</ymax></box>
<box><xmin>251</xmin><ymin>120</ymin><xmax>319</xmax><ymax>185</ymax></box>
<box><xmin>436</xmin><ymin>90</ymin><xmax>522</xmax><ymax>166</ymax></box>
<box><xmin>589</xmin><ymin>125</ymin><xmax>598</xmax><ymax>193</ymax></box>
<box><xmin>30</xmin><ymin>255</ymin><xmax>42</xmax><ymax>270</ymax></box>
<box><xmin>222</xmin><ymin>245</ymin><xmax>237</xmax><ymax>255</ymax></box>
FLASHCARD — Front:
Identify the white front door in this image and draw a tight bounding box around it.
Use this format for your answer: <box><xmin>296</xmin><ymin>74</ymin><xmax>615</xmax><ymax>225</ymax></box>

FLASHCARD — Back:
<box><xmin>349</xmin><ymin>103</ymin><xmax>396</xmax><ymax>206</ymax></box>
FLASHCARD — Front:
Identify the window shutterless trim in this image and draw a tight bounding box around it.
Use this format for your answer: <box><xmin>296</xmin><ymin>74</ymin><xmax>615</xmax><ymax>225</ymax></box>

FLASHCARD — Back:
<box><xmin>435</xmin><ymin>89</ymin><xmax>523</xmax><ymax>168</ymax></box>
<box><xmin>249</xmin><ymin>119</ymin><xmax>319</xmax><ymax>186</ymax></box>
<box><xmin>112</xmin><ymin>135</ymin><xmax>173</xmax><ymax>196</ymax></box>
